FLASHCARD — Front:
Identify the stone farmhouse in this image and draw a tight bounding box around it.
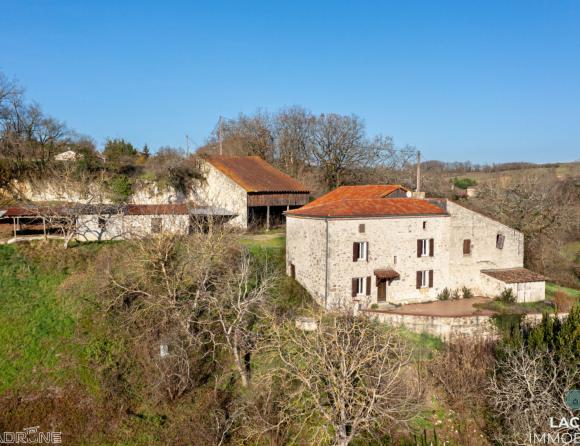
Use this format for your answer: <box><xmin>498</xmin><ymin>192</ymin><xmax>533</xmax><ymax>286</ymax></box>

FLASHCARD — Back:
<box><xmin>285</xmin><ymin>185</ymin><xmax>546</xmax><ymax>310</ymax></box>
<box><xmin>198</xmin><ymin>156</ymin><xmax>310</xmax><ymax>229</ymax></box>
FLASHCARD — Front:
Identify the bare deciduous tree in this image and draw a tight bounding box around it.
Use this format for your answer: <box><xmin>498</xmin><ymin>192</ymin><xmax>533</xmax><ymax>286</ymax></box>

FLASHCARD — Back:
<box><xmin>487</xmin><ymin>347</ymin><xmax>578</xmax><ymax>445</ymax></box>
<box><xmin>269</xmin><ymin>312</ymin><xmax>424</xmax><ymax>446</ymax></box>
<box><xmin>275</xmin><ymin>106</ymin><xmax>315</xmax><ymax>176</ymax></box>
<box><xmin>476</xmin><ymin>175</ymin><xmax>576</xmax><ymax>271</ymax></box>
<box><xmin>204</xmin><ymin>248</ymin><xmax>277</xmax><ymax>388</ymax></box>
<box><xmin>101</xmin><ymin>229</ymin><xmax>234</xmax><ymax>400</ymax></box>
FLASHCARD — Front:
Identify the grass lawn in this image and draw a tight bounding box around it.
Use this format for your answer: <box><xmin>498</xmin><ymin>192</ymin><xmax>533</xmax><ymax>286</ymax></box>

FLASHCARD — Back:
<box><xmin>474</xmin><ymin>299</ymin><xmax>554</xmax><ymax>315</ymax></box>
<box><xmin>0</xmin><ymin>245</ymin><xmax>74</xmax><ymax>392</ymax></box>
<box><xmin>0</xmin><ymin>242</ymin><xmax>108</xmax><ymax>394</ymax></box>
<box><xmin>546</xmin><ymin>282</ymin><xmax>580</xmax><ymax>299</ymax></box>
<box><xmin>240</xmin><ymin>228</ymin><xmax>286</xmax><ymax>251</ymax></box>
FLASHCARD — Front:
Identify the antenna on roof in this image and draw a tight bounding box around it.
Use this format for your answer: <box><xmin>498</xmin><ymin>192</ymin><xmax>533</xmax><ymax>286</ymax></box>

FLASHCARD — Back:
<box><xmin>218</xmin><ymin>116</ymin><xmax>223</xmax><ymax>156</ymax></box>
<box><xmin>416</xmin><ymin>150</ymin><xmax>421</xmax><ymax>192</ymax></box>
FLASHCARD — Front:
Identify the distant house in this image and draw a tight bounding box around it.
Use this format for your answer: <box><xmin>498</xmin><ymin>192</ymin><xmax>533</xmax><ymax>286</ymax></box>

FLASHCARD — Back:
<box><xmin>54</xmin><ymin>150</ymin><xmax>78</xmax><ymax>161</ymax></box>
<box><xmin>285</xmin><ymin>184</ymin><xmax>546</xmax><ymax>309</ymax></box>
<box><xmin>198</xmin><ymin>156</ymin><xmax>310</xmax><ymax>229</ymax></box>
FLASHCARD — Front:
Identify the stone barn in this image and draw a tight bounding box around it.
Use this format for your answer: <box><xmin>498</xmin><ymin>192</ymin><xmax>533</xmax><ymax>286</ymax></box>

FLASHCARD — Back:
<box><xmin>199</xmin><ymin>156</ymin><xmax>310</xmax><ymax>229</ymax></box>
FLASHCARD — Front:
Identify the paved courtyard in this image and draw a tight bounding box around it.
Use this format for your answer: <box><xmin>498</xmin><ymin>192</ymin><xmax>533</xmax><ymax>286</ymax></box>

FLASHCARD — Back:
<box><xmin>381</xmin><ymin>296</ymin><xmax>496</xmax><ymax>317</ymax></box>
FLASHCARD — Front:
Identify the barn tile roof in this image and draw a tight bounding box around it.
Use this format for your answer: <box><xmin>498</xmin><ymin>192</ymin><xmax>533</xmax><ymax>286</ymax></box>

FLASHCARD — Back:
<box><xmin>481</xmin><ymin>268</ymin><xmax>547</xmax><ymax>283</ymax></box>
<box><xmin>286</xmin><ymin>185</ymin><xmax>446</xmax><ymax>218</ymax></box>
<box><xmin>1</xmin><ymin>204</ymin><xmax>236</xmax><ymax>217</ymax></box>
<box><xmin>205</xmin><ymin>156</ymin><xmax>309</xmax><ymax>193</ymax></box>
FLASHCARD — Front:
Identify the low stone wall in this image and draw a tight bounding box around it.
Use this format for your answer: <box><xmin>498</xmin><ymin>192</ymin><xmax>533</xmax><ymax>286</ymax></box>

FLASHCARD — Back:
<box><xmin>363</xmin><ymin>310</ymin><xmax>568</xmax><ymax>341</ymax></box>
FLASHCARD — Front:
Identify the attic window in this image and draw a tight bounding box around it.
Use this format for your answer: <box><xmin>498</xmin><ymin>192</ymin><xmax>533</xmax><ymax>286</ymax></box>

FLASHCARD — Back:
<box><xmin>359</xmin><ymin>224</ymin><xmax>365</xmax><ymax>233</ymax></box>
<box><xmin>496</xmin><ymin>234</ymin><xmax>505</xmax><ymax>249</ymax></box>
<box><xmin>422</xmin><ymin>221</ymin><xmax>427</xmax><ymax>230</ymax></box>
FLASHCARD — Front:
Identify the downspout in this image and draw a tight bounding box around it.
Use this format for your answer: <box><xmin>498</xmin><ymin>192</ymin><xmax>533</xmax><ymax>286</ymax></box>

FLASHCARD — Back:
<box><xmin>324</xmin><ymin>218</ymin><xmax>329</xmax><ymax>309</ymax></box>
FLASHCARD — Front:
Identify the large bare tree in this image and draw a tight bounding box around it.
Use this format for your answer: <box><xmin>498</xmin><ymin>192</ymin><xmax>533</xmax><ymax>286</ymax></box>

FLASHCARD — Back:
<box><xmin>204</xmin><ymin>248</ymin><xmax>277</xmax><ymax>388</ymax></box>
<box><xmin>269</xmin><ymin>312</ymin><xmax>424</xmax><ymax>446</ymax></box>
<box><xmin>476</xmin><ymin>175</ymin><xmax>576</xmax><ymax>272</ymax></box>
<box><xmin>274</xmin><ymin>106</ymin><xmax>315</xmax><ymax>176</ymax></box>
<box><xmin>488</xmin><ymin>347</ymin><xmax>578</xmax><ymax>445</ymax></box>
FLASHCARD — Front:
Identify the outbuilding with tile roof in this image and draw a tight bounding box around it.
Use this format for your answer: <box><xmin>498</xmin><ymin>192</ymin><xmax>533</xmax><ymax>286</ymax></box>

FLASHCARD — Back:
<box><xmin>198</xmin><ymin>155</ymin><xmax>310</xmax><ymax>229</ymax></box>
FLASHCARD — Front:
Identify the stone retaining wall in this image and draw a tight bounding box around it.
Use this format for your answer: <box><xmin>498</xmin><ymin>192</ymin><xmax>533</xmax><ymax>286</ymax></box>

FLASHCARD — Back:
<box><xmin>363</xmin><ymin>310</ymin><xmax>568</xmax><ymax>340</ymax></box>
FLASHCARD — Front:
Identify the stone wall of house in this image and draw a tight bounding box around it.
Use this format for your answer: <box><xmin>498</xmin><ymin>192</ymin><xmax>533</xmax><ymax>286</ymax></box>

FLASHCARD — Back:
<box><xmin>195</xmin><ymin>162</ymin><xmax>248</xmax><ymax>228</ymax></box>
<box><xmin>287</xmin><ymin>214</ymin><xmax>453</xmax><ymax>309</ymax></box>
<box><xmin>76</xmin><ymin>214</ymin><xmax>190</xmax><ymax>241</ymax></box>
<box><xmin>325</xmin><ymin>216</ymin><xmax>451</xmax><ymax>308</ymax></box>
<box><xmin>446</xmin><ymin>201</ymin><xmax>524</xmax><ymax>293</ymax></box>
<box><xmin>286</xmin><ymin>201</ymin><xmax>538</xmax><ymax>310</ymax></box>
<box><xmin>286</xmin><ymin>216</ymin><xmax>329</xmax><ymax>306</ymax></box>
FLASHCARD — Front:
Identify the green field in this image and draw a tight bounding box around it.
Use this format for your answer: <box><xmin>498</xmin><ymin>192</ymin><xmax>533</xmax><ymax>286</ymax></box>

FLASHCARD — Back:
<box><xmin>0</xmin><ymin>243</ymin><xmax>108</xmax><ymax>394</ymax></box>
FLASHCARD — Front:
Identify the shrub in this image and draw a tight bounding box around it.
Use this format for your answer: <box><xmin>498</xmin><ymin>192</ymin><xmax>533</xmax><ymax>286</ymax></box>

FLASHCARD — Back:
<box><xmin>497</xmin><ymin>288</ymin><xmax>516</xmax><ymax>304</ymax></box>
<box><xmin>461</xmin><ymin>286</ymin><xmax>474</xmax><ymax>299</ymax></box>
<box><xmin>108</xmin><ymin>175</ymin><xmax>133</xmax><ymax>203</ymax></box>
<box><xmin>451</xmin><ymin>289</ymin><xmax>461</xmax><ymax>300</ymax></box>
<box><xmin>453</xmin><ymin>177</ymin><xmax>477</xmax><ymax>190</ymax></box>
<box><xmin>553</xmin><ymin>291</ymin><xmax>575</xmax><ymax>313</ymax></box>
<box><xmin>437</xmin><ymin>288</ymin><xmax>450</xmax><ymax>301</ymax></box>
<box><xmin>370</xmin><ymin>303</ymin><xmax>379</xmax><ymax>309</ymax></box>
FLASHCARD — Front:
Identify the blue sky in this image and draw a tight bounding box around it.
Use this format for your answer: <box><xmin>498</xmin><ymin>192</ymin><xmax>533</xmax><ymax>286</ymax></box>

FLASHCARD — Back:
<box><xmin>1</xmin><ymin>1</ymin><xmax>579</xmax><ymax>163</ymax></box>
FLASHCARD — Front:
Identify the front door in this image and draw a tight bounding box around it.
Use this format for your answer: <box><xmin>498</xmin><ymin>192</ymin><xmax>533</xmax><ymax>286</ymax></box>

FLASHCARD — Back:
<box><xmin>377</xmin><ymin>279</ymin><xmax>387</xmax><ymax>302</ymax></box>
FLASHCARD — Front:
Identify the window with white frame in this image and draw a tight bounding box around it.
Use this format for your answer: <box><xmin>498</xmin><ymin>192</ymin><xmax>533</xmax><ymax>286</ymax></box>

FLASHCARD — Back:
<box><xmin>356</xmin><ymin>277</ymin><xmax>365</xmax><ymax>295</ymax></box>
<box><xmin>419</xmin><ymin>270</ymin><xmax>428</xmax><ymax>288</ymax></box>
<box><xmin>355</xmin><ymin>241</ymin><xmax>368</xmax><ymax>261</ymax></box>
<box><xmin>420</xmin><ymin>239</ymin><xmax>429</xmax><ymax>256</ymax></box>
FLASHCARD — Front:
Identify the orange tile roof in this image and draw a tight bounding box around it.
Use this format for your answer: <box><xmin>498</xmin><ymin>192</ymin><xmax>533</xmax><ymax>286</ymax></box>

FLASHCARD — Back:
<box><xmin>300</xmin><ymin>185</ymin><xmax>408</xmax><ymax>210</ymax></box>
<box><xmin>206</xmin><ymin>156</ymin><xmax>309</xmax><ymax>193</ymax></box>
<box><xmin>287</xmin><ymin>197</ymin><xmax>447</xmax><ymax>218</ymax></box>
<box><xmin>286</xmin><ymin>184</ymin><xmax>445</xmax><ymax>218</ymax></box>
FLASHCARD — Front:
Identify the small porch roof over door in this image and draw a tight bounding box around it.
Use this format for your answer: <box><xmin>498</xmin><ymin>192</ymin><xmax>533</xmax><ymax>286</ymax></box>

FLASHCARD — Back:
<box><xmin>374</xmin><ymin>268</ymin><xmax>400</xmax><ymax>282</ymax></box>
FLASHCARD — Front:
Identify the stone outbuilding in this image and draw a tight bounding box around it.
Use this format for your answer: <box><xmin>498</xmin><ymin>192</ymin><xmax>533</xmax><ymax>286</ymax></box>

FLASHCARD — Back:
<box><xmin>285</xmin><ymin>184</ymin><xmax>546</xmax><ymax>310</ymax></box>
<box><xmin>198</xmin><ymin>156</ymin><xmax>310</xmax><ymax>229</ymax></box>
<box><xmin>0</xmin><ymin>203</ymin><xmax>235</xmax><ymax>242</ymax></box>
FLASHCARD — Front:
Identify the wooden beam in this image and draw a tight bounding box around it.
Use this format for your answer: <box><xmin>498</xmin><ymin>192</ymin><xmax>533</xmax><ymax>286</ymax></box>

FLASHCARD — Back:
<box><xmin>266</xmin><ymin>206</ymin><xmax>270</xmax><ymax>231</ymax></box>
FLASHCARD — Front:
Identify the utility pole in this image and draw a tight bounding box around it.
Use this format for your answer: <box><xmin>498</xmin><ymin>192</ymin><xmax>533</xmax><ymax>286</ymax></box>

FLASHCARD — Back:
<box><xmin>416</xmin><ymin>150</ymin><xmax>421</xmax><ymax>192</ymax></box>
<box><xmin>218</xmin><ymin>116</ymin><xmax>223</xmax><ymax>155</ymax></box>
<box><xmin>185</xmin><ymin>134</ymin><xmax>190</xmax><ymax>156</ymax></box>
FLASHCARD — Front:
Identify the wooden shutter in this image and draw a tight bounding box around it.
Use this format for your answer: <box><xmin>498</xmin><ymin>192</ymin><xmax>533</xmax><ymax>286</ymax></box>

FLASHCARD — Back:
<box><xmin>366</xmin><ymin>276</ymin><xmax>371</xmax><ymax>295</ymax></box>
<box><xmin>416</xmin><ymin>271</ymin><xmax>421</xmax><ymax>289</ymax></box>
<box><xmin>359</xmin><ymin>223</ymin><xmax>365</xmax><ymax>233</ymax></box>
<box><xmin>463</xmin><ymin>239</ymin><xmax>471</xmax><ymax>255</ymax></box>
<box><xmin>496</xmin><ymin>234</ymin><xmax>505</xmax><ymax>249</ymax></box>
<box><xmin>353</xmin><ymin>242</ymin><xmax>359</xmax><ymax>261</ymax></box>
<box><xmin>429</xmin><ymin>239</ymin><xmax>434</xmax><ymax>257</ymax></box>
<box><xmin>366</xmin><ymin>242</ymin><xmax>370</xmax><ymax>262</ymax></box>
<box><xmin>417</xmin><ymin>240</ymin><xmax>422</xmax><ymax>257</ymax></box>
<box><xmin>429</xmin><ymin>270</ymin><xmax>434</xmax><ymax>288</ymax></box>
<box><xmin>352</xmin><ymin>278</ymin><xmax>357</xmax><ymax>297</ymax></box>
